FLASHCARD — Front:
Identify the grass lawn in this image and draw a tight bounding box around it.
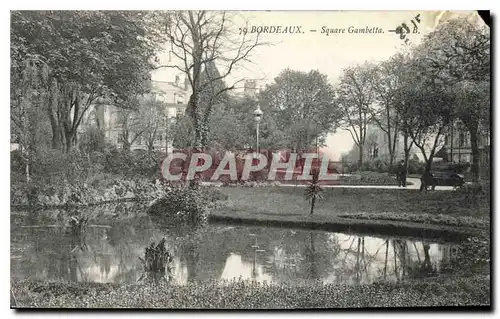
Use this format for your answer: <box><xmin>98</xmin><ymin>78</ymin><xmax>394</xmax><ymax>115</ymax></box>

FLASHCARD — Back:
<box><xmin>212</xmin><ymin>187</ymin><xmax>489</xmax><ymax>239</ymax></box>
<box><xmin>11</xmin><ymin>275</ymin><xmax>490</xmax><ymax>308</ymax></box>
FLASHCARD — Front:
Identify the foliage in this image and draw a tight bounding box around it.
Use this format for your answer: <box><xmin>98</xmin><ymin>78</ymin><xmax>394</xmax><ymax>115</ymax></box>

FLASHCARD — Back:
<box><xmin>206</xmin><ymin>105</ymin><xmax>250</xmax><ymax>150</ymax></box>
<box><xmin>304</xmin><ymin>171</ymin><xmax>324</xmax><ymax>215</ymax></box>
<box><xmin>260</xmin><ymin>69</ymin><xmax>340</xmax><ymax>151</ymax></box>
<box><xmin>171</xmin><ymin>115</ymin><xmax>195</xmax><ymax>149</ymax></box>
<box><xmin>173</xmin><ymin>94</ymin><xmax>288</xmax><ymax>151</ymax></box>
<box><xmin>339</xmin><ymin>171</ymin><xmax>413</xmax><ymax>186</ymax></box>
<box><xmin>101</xmin><ymin>146</ymin><xmax>163</xmax><ymax>179</ymax></box>
<box><xmin>395</xmin><ymin>55</ymin><xmax>453</xmax><ymax>172</ymax></box>
<box><xmin>452</xmin><ymin>231</ymin><xmax>490</xmax><ymax>275</ymax></box>
<box><xmin>407</xmin><ymin>17</ymin><xmax>489</xmax><ymax>177</ymax></box>
<box><xmin>10</xmin><ymin>174</ymin><xmax>169</xmax><ymax>208</ymax></box>
<box><xmin>455</xmin><ymin>181</ymin><xmax>490</xmax><ymax>208</ymax></box>
<box><xmin>345</xmin><ymin>159</ymin><xmax>424</xmax><ymax>176</ymax></box>
<box><xmin>11</xmin><ymin>10</ymin><xmax>167</xmax><ymax>151</ymax></box>
<box><xmin>147</xmin><ymin>186</ymin><xmax>211</xmax><ymax>231</ymax></box>
<box><xmin>338</xmin><ymin>211</ymin><xmax>488</xmax><ymax>230</ymax></box>
<box><xmin>78</xmin><ymin>127</ymin><xmax>106</xmax><ymax>154</ymax></box>
<box><xmin>115</xmin><ymin>95</ymin><xmax>168</xmax><ymax>152</ymax></box>
<box><xmin>361</xmin><ymin>159</ymin><xmax>388</xmax><ymax>173</ymax></box>
<box><xmin>212</xmin><ymin>95</ymin><xmax>288</xmax><ymax>150</ymax></box>
<box><xmin>29</xmin><ymin>148</ymin><xmax>91</xmax><ymax>185</ymax></box>
<box><xmin>336</xmin><ymin>62</ymin><xmax>378</xmax><ymax>165</ymax></box>
<box><xmin>370</xmin><ymin>54</ymin><xmax>408</xmax><ymax>166</ymax></box>
<box><xmin>12</xmin><ymin>275</ymin><xmax>490</xmax><ymax>308</ymax></box>
<box><xmin>162</xmin><ymin>11</ymin><xmax>263</xmax><ymax>147</ymax></box>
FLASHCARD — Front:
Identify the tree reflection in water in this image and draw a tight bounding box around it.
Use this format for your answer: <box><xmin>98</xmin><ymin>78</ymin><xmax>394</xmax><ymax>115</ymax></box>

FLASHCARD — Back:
<box><xmin>388</xmin><ymin>240</ymin><xmax>438</xmax><ymax>281</ymax></box>
<box><xmin>13</xmin><ymin>209</ymin><xmax>476</xmax><ymax>286</ymax></box>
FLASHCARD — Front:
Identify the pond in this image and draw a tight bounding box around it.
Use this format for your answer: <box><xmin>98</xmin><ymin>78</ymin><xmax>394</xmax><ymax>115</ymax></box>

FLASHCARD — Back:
<box><xmin>10</xmin><ymin>203</ymin><xmax>478</xmax><ymax>286</ymax></box>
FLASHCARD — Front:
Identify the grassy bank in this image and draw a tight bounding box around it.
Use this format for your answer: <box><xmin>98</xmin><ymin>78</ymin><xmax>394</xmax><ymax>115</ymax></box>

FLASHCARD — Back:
<box><xmin>213</xmin><ymin>187</ymin><xmax>489</xmax><ymax>238</ymax></box>
<box><xmin>11</xmin><ymin>275</ymin><xmax>490</xmax><ymax>309</ymax></box>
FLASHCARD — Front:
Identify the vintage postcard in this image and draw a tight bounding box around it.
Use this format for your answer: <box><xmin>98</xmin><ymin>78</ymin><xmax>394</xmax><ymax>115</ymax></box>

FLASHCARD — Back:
<box><xmin>10</xmin><ymin>10</ymin><xmax>490</xmax><ymax>309</ymax></box>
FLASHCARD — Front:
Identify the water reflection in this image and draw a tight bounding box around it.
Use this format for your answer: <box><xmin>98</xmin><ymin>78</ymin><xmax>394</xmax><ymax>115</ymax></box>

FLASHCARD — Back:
<box><xmin>11</xmin><ymin>207</ymin><xmax>477</xmax><ymax>286</ymax></box>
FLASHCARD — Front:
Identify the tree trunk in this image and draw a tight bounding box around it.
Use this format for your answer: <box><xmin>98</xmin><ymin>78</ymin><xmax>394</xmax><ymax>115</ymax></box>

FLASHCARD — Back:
<box><xmin>123</xmin><ymin>141</ymin><xmax>131</xmax><ymax>152</ymax></box>
<box><xmin>424</xmin><ymin>158</ymin><xmax>433</xmax><ymax>173</ymax></box>
<box><xmin>51</xmin><ymin>127</ymin><xmax>62</xmax><ymax>149</ymax></box>
<box><xmin>65</xmin><ymin>134</ymin><xmax>74</xmax><ymax>152</ymax></box>
<box><xmin>469</xmin><ymin>126</ymin><xmax>480</xmax><ymax>182</ymax></box>
<box><xmin>403</xmin><ymin>133</ymin><xmax>410</xmax><ymax>175</ymax></box>
<box><xmin>355</xmin><ymin>237</ymin><xmax>361</xmax><ymax>283</ymax></box>
<box><xmin>47</xmin><ymin>110</ymin><xmax>62</xmax><ymax>150</ymax></box>
<box><xmin>200</xmin><ymin>119</ymin><xmax>209</xmax><ymax>147</ymax></box>
<box><xmin>310</xmin><ymin>196</ymin><xmax>316</xmax><ymax>215</ymax></box>
<box><xmin>383</xmin><ymin>240</ymin><xmax>389</xmax><ymax>279</ymax></box>
<box><xmin>423</xmin><ymin>243</ymin><xmax>431</xmax><ymax>270</ymax></box>
<box><xmin>358</xmin><ymin>144</ymin><xmax>363</xmax><ymax>167</ymax></box>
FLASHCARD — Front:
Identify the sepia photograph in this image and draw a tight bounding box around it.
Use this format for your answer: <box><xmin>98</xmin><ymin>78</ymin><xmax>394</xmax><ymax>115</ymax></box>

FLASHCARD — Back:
<box><xmin>9</xmin><ymin>8</ymin><xmax>491</xmax><ymax>310</ymax></box>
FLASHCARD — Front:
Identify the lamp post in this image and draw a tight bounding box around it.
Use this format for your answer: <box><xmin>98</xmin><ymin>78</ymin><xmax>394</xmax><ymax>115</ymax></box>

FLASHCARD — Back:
<box><xmin>253</xmin><ymin>105</ymin><xmax>263</xmax><ymax>156</ymax></box>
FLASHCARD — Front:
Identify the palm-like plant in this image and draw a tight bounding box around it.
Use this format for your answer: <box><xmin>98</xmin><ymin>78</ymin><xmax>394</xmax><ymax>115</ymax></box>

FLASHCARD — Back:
<box><xmin>304</xmin><ymin>170</ymin><xmax>324</xmax><ymax>215</ymax></box>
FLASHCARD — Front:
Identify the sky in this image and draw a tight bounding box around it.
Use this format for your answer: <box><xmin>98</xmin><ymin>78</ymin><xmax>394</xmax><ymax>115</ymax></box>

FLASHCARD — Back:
<box><xmin>152</xmin><ymin>10</ymin><xmax>480</xmax><ymax>160</ymax></box>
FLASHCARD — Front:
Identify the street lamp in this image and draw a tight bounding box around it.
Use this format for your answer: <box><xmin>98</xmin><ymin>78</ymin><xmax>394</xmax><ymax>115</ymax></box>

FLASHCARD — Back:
<box><xmin>253</xmin><ymin>104</ymin><xmax>263</xmax><ymax>156</ymax></box>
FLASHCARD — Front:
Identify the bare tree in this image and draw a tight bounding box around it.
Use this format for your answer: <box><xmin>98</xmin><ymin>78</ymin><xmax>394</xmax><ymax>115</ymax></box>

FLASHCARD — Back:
<box><xmin>336</xmin><ymin>62</ymin><xmax>378</xmax><ymax>166</ymax></box>
<box><xmin>159</xmin><ymin>11</ymin><xmax>267</xmax><ymax>147</ymax></box>
<box><xmin>371</xmin><ymin>54</ymin><xmax>409</xmax><ymax>167</ymax></box>
<box><xmin>404</xmin><ymin>54</ymin><xmax>454</xmax><ymax>172</ymax></box>
<box><xmin>115</xmin><ymin>96</ymin><xmax>166</xmax><ymax>152</ymax></box>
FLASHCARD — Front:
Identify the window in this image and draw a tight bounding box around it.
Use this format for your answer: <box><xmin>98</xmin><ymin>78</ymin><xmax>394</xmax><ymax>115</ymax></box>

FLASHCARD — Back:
<box><xmin>118</xmin><ymin>132</ymin><xmax>126</xmax><ymax>143</ymax></box>
<box><xmin>459</xmin><ymin>132</ymin><xmax>465</xmax><ymax>147</ymax></box>
<box><xmin>176</xmin><ymin>108</ymin><xmax>184</xmax><ymax>116</ymax></box>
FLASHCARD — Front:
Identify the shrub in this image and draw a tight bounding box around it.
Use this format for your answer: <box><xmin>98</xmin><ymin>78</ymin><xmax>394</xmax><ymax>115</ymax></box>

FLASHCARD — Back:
<box><xmin>407</xmin><ymin>159</ymin><xmax>425</xmax><ymax>175</ymax></box>
<box><xmin>354</xmin><ymin>158</ymin><xmax>426</xmax><ymax>175</ymax></box>
<box><xmin>10</xmin><ymin>150</ymin><xmax>26</xmax><ymax>174</ymax></box>
<box><xmin>340</xmin><ymin>171</ymin><xmax>413</xmax><ymax>186</ymax></box>
<box><xmin>147</xmin><ymin>186</ymin><xmax>211</xmax><ymax>231</ymax></box>
<box><xmin>79</xmin><ymin>127</ymin><xmax>106</xmax><ymax>154</ymax></box>
<box><xmin>103</xmin><ymin>147</ymin><xmax>163</xmax><ymax>179</ymax></box>
<box><xmin>30</xmin><ymin>148</ymin><xmax>90</xmax><ymax>185</ymax></box>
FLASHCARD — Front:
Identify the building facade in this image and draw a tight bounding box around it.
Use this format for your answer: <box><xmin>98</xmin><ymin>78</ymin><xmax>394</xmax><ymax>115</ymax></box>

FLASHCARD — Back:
<box><xmin>78</xmin><ymin>76</ymin><xmax>191</xmax><ymax>153</ymax></box>
<box><xmin>442</xmin><ymin>120</ymin><xmax>490</xmax><ymax>178</ymax></box>
<box><xmin>366</xmin><ymin>124</ymin><xmax>441</xmax><ymax>164</ymax></box>
<box><xmin>443</xmin><ymin>120</ymin><xmax>490</xmax><ymax>164</ymax></box>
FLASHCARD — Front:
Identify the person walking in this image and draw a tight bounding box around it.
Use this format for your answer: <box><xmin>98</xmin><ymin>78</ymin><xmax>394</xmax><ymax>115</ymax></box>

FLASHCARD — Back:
<box><xmin>396</xmin><ymin>160</ymin><xmax>407</xmax><ymax>187</ymax></box>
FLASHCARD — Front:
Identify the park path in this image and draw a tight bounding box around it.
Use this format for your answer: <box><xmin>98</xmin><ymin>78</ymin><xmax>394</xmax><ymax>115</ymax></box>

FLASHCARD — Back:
<box><xmin>278</xmin><ymin>177</ymin><xmax>455</xmax><ymax>190</ymax></box>
<box><xmin>201</xmin><ymin>178</ymin><xmax>458</xmax><ymax>191</ymax></box>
